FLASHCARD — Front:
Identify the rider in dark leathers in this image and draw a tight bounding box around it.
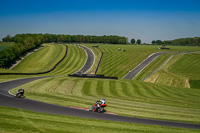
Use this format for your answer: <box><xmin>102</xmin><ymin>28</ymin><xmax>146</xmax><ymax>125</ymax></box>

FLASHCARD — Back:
<box><xmin>16</xmin><ymin>88</ymin><xmax>24</xmax><ymax>97</ymax></box>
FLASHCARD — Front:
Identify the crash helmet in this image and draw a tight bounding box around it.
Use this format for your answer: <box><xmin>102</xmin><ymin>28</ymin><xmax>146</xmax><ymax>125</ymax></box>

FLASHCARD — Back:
<box><xmin>100</xmin><ymin>99</ymin><xmax>105</xmax><ymax>104</ymax></box>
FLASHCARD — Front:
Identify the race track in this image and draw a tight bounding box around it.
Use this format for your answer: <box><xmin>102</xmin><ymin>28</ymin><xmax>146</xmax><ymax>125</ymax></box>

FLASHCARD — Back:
<box><xmin>0</xmin><ymin>47</ymin><xmax>200</xmax><ymax>129</ymax></box>
<box><xmin>0</xmin><ymin>77</ymin><xmax>200</xmax><ymax>129</ymax></box>
<box><xmin>123</xmin><ymin>52</ymin><xmax>164</xmax><ymax>79</ymax></box>
<box><xmin>75</xmin><ymin>45</ymin><xmax>94</xmax><ymax>74</ymax></box>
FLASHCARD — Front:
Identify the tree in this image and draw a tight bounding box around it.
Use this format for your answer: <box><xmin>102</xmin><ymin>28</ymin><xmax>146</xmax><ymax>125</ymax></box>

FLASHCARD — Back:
<box><xmin>136</xmin><ymin>39</ymin><xmax>141</xmax><ymax>44</ymax></box>
<box><xmin>2</xmin><ymin>34</ymin><xmax>12</xmax><ymax>42</ymax></box>
<box><xmin>151</xmin><ymin>40</ymin><xmax>156</xmax><ymax>45</ymax></box>
<box><xmin>131</xmin><ymin>38</ymin><xmax>135</xmax><ymax>44</ymax></box>
<box><xmin>156</xmin><ymin>40</ymin><xmax>162</xmax><ymax>45</ymax></box>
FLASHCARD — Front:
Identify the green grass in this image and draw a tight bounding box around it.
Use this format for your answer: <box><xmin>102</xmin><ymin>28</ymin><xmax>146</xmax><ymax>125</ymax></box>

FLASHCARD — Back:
<box><xmin>145</xmin><ymin>53</ymin><xmax>200</xmax><ymax>88</ymax></box>
<box><xmin>3</xmin><ymin>44</ymin><xmax>200</xmax><ymax>132</ymax></box>
<box><xmin>0</xmin><ymin>44</ymin><xmax>87</xmax><ymax>82</ymax></box>
<box><xmin>82</xmin><ymin>44</ymin><xmax>102</xmax><ymax>74</ymax></box>
<box><xmin>45</xmin><ymin>44</ymin><xmax>87</xmax><ymax>76</ymax></box>
<box><xmin>12</xmin><ymin>43</ymin><xmax>66</xmax><ymax>73</ymax></box>
<box><xmin>189</xmin><ymin>80</ymin><xmax>200</xmax><ymax>89</ymax></box>
<box><xmin>97</xmin><ymin>45</ymin><xmax>153</xmax><ymax>78</ymax></box>
<box><xmin>168</xmin><ymin>53</ymin><xmax>200</xmax><ymax>80</ymax></box>
<box><xmin>1</xmin><ymin>106</ymin><xmax>199</xmax><ymax>133</ymax></box>
<box><xmin>134</xmin><ymin>54</ymin><xmax>173</xmax><ymax>81</ymax></box>
<box><xmin>96</xmin><ymin>44</ymin><xmax>200</xmax><ymax>78</ymax></box>
<box><xmin>10</xmin><ymin>76</ymin><xmax>200</xmax><ymax>124</ymax></box>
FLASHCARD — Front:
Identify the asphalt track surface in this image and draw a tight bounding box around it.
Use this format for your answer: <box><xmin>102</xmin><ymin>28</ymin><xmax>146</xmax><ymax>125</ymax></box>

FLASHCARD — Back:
<box><xmin>75</xmin><ymin>45</ymin><xmax>94</xmax><ymax>73</ymax></box>
<box><xmin>123</xmin><ymin>52</ymin><xmax>164</xmax><ymax>79</ymax></box>
<box><xmin>123</xmin><ymin>51</ymin><xmax>200</xmax><ymax>79</ymax></box>
<box><xmin>0</xmin><ymin>48</ymin><xmax>200</xmax><ymax>129</ymax></box>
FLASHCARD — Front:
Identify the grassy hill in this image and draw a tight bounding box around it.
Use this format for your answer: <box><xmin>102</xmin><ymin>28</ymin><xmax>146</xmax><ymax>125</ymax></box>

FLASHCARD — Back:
<box><xmin>95</xmin><ymin>44</ymin><xmax>200</xmax><ymax>78</ymax></box>
<box><xmin>2</xmin><ymin>43</ymin><xmax>200</xmax><ymax>132</ymax></box>
<box><xmin>1</xmin><ymin>106</ymin><xmax>199</xmax><ymax>133</ymax></box>
<box><xmin>144</xmin><ymin>53</ymin><xmax>200</xmax><ymax>88</ymax></box>
<box><xmin>134</xmin><ymin>54</ymin><xmax>173</xmax><ymax>81</ymax></box>
<box><xmin>46</xmin><ymin>44</ymin><xmax>86</xmax><ymax>76</ymax></box>
<box><xmin>0</xmin><ymin>44</ymin><xmax>87</xmax><ymax>82</ymax></box>
<box><xmin>10</xmin><ymin>76</ymin><xmax>200</xmax><ymax>124</ymax></box>
<box><xmin>12</xmin><ymin>43</ymin><xmax>66</xmax><ymax>73</ymax></box>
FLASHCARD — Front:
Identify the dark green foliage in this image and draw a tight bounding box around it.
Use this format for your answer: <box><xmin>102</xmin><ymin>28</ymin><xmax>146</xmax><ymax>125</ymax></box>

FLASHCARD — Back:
<box><xmin>0</xmin><ymin>34</ymin><xmax>44</xmax><ymax>68</ymax></box>
<box><xmin>169</xmin><ymin>37</ymin><xmax>200</xmax><ymax>46</ymax></box>
<box><xmin>136</xmin><ymin>39</ymin><xmax>141</xmax><ymax>44</ymax></box>
<box><xmin>152</xmin><ymin>40</ymin><xmax>162</xmax><ymax>45</ymax></box>
<box><xmin>189</xmin><ymin>80</ymin><xmax>200</xmax><ymax>89</ymax></box>
<box><xmin>131</xmin><ymin>38</ymin><xmax>135</xmax><ymax>44</ymax></box>
<box><xmin>2</xmin><ymin>34</ymin><xmax>12</xmax><ymax>42</ymax></box>
<box><xmin>36</xmin><ymin>34</ymin><xmax>128</xmax><ymax>44</ymax></box>
<box><xmin>151</xmin><ymin>37</ymin><xmax>200</xmax><ymax>46</ymax></box>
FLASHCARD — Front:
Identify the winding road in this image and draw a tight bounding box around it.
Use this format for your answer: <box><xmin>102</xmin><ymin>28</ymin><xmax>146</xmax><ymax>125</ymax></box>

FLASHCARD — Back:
<box><xmin>123</xmin><ymin>52</ymin><xmax>164</xmax><ymax>79</ymax></box>
<box><xmin>0</xmin><ymin>46</ymin><xmax>200</xmax><ymax>129</ymax></box>
<box><xmin>75</xmin><ymin>45</ymin><xmax>95</xmax><ymax>74</ymax></box>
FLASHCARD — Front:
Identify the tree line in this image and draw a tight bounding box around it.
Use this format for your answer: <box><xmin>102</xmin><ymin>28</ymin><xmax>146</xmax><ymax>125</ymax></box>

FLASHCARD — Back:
<box><xmin>152</xmin><ymin>37</ymin><xmax>200</xmax><ymax>46</ymax></box>
<box><xmin>0</xmin><ymin>33</ymin><xmax>131</xmax><ymax>68</ymax></box>
<box><xmin>3</xmin><ymin>34</ymin><xmax>129</xmax><ymax>44</ymax></box>
<box><xmin>0</xmin><ymin>34</ymin><xmax>43</xmax><ymax>68</ymax></box>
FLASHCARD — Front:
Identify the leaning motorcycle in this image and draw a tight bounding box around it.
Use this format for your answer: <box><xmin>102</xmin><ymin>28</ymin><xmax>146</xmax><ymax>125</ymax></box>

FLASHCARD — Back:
<box><xmin>89</xmin><ymin>101</ymin><xmax>107</xmax><ymax>113</ymax></box>
<box><xmin>16</xmin><ymin>89</ymin><xmax>25</xmax><ymax>98</ymax></box>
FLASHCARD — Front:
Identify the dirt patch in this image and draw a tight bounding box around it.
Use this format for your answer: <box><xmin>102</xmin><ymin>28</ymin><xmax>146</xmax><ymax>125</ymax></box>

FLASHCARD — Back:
<box><xmin>185</xmin><ymin>79</ymin><xmax>190</xmax><ymax>88</ymax></box>
<box><xmin>144</xmin><ymin>73</ymin><xmax>159</xmax><ymax>83</ymax></box>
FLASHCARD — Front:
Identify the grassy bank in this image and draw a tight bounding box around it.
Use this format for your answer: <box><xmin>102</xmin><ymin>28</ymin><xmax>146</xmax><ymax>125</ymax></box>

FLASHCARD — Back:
<box><xmin>12</xmin><ymin>44</ymin><xmax>66</xmax><ymax>73</ymax></box>
<box><xmin>95</xmin><ymin>44</ymin><xmax>200</xmax><ymax>78</ymax></box>
<box><xmin>10</xmin><ymin>76</ymin><xmax>200</xmax><ymax>124</ymax></box>
<box><xmin>134</xmin><ymin>54</ymin><xmax>172</xmax><ymax>81</ymax></box>
<box><xmin>145</xmin><ymin>53</ymin><xmax>200</xmax><ymax>88</ymax></box>
<box><xmin>1</xmin><ymin>106</ymin><xmax>199</xmax><ymax>133</ymax></box>
<box><xmin>0</xmin><ymin>44</ymin><xmax>87</xmax><ymax>82</ymax></box>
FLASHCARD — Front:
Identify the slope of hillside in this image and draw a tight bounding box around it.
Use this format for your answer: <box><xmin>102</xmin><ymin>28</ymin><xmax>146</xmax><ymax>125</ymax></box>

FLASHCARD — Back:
<box><xmin>10</xmin><ymin>76</ymin><xmax>200</xmax><ymax>124</ymax></box>
<box><xmin>96</xmin><ymin>44</ymin><xmax>200</xmax><ymax>78</ymax></box>
<box><xmin>145</xmin><ymin>53</ymin><xmax>200</xmax><ymax>88</ymax></box>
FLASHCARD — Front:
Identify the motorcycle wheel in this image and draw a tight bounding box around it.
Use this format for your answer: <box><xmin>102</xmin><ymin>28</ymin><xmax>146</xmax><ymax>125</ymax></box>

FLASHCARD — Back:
<box><xmin>89</xmin><ymin>106</ymin><xmax>94</xmax><ymax>111</ymax></box>
<box><xmin>16</xmin><ymin>93</ymin><xmax>21</xmax><ymax>98</ymax></box>
<box><xmin>98</xmin><ymin>107</ymin><xmax>104</xmax><ymax>113</ymax></box>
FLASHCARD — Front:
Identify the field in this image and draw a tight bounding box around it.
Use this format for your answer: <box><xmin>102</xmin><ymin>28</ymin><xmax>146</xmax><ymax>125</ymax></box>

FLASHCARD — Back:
<box><xmin>1</xmin><ymin>106</ymin><xmax>199</xmax><ymax>133</ymax></box>
<box><xmin>134</xmin><ymin>54</ymin><xmax>173</xmax><ymax>81</ymax></box>
<box><xmin>0</xmin><ymin>44</ymin><xmax>86</xmax><ymax>82</ymax></box>
<box><xmin>144</xmin><ymin>53</ymin><xmax>200</xmax><ymax>88</ymax></box>
<box><xmin>12</xmin><ymin>43</ymin><xmax>66</xmax><ymax>73</ymax></box>
<box><xmin>10</xmin><ymin>76</ymin><xmax>200</xmax><ymax>124</ymax></box>
<box><xmin>95</xmin><ymin>44</ymin><xmax>200</xmax><ymax>78</ymax></box>
<box><xmin>1</xmin><ymin>43</ymin><xmax>200</xmax><ymax>132</ymax></box>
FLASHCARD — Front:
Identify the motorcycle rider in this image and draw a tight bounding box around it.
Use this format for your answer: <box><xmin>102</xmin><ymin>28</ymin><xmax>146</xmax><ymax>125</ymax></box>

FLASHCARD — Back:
<box><xmin>95</xmin><ymin>99</ymin><xmax>105</xmax><ymax>108</ymax></box>
<box><xmin>89</xmin><ymin>99</ymin><xmax>107</xmax><ymax>112</ymax></box>
<box><xmin>17</xmin><ymin>88</ymin><xmax>24</xmax><ymax>96</ymax></box>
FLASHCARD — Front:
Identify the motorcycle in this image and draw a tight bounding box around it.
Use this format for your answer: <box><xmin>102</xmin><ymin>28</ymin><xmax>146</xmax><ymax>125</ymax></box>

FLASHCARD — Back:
<box><xmin>16</xmin><ymin>88</ymin><xmax>25</xmax><ymax>98</ymax></box>
<box><xmin>89</xmin><ymin>101</ymin><xmax>107</xmax><ymax>113</ymax></box>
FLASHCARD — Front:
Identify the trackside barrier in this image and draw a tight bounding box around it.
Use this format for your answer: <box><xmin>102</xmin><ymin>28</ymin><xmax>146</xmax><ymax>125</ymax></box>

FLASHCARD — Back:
<box><xmin>94</xmin><ymin>52</ymin><xmax>103</xmax><ymax>74</ymax></box>
<box><xmin>68</xmin><ymin>74</ymin><xmax>118</xmax><ymax>80</ymax></box>
<box><xmin>0</xmin><ymin>45</ymin><xmax>68</xmax><ymax>75</ymax></box>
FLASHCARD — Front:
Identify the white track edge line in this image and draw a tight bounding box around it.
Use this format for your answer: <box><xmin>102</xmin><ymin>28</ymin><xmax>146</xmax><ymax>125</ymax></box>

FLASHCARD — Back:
<box><xmin>122</xmin><ymin>53</ymin><xmax>156</xmax><ymax>79</ymax></box>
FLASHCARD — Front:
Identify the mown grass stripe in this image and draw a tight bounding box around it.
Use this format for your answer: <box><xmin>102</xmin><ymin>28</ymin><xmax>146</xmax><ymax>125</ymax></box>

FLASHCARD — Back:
<box><xmin>96</xmin><ymin>80</ymin><xmax>104</xmax><ymax>96</ymax></box>
<box><xmin>109</xmin><ymin>80</ymin><xmax>119</xmax><ymax>96</ymax></box>
<box><xmin>88</xmin><ymin>80</ymin><xmax>97</xmax><ymax>96</ymax></box>
<box><xmin>82</xmin><ymin>80</ymin><xmax>92</xmax><ymax>96</ymax></box>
